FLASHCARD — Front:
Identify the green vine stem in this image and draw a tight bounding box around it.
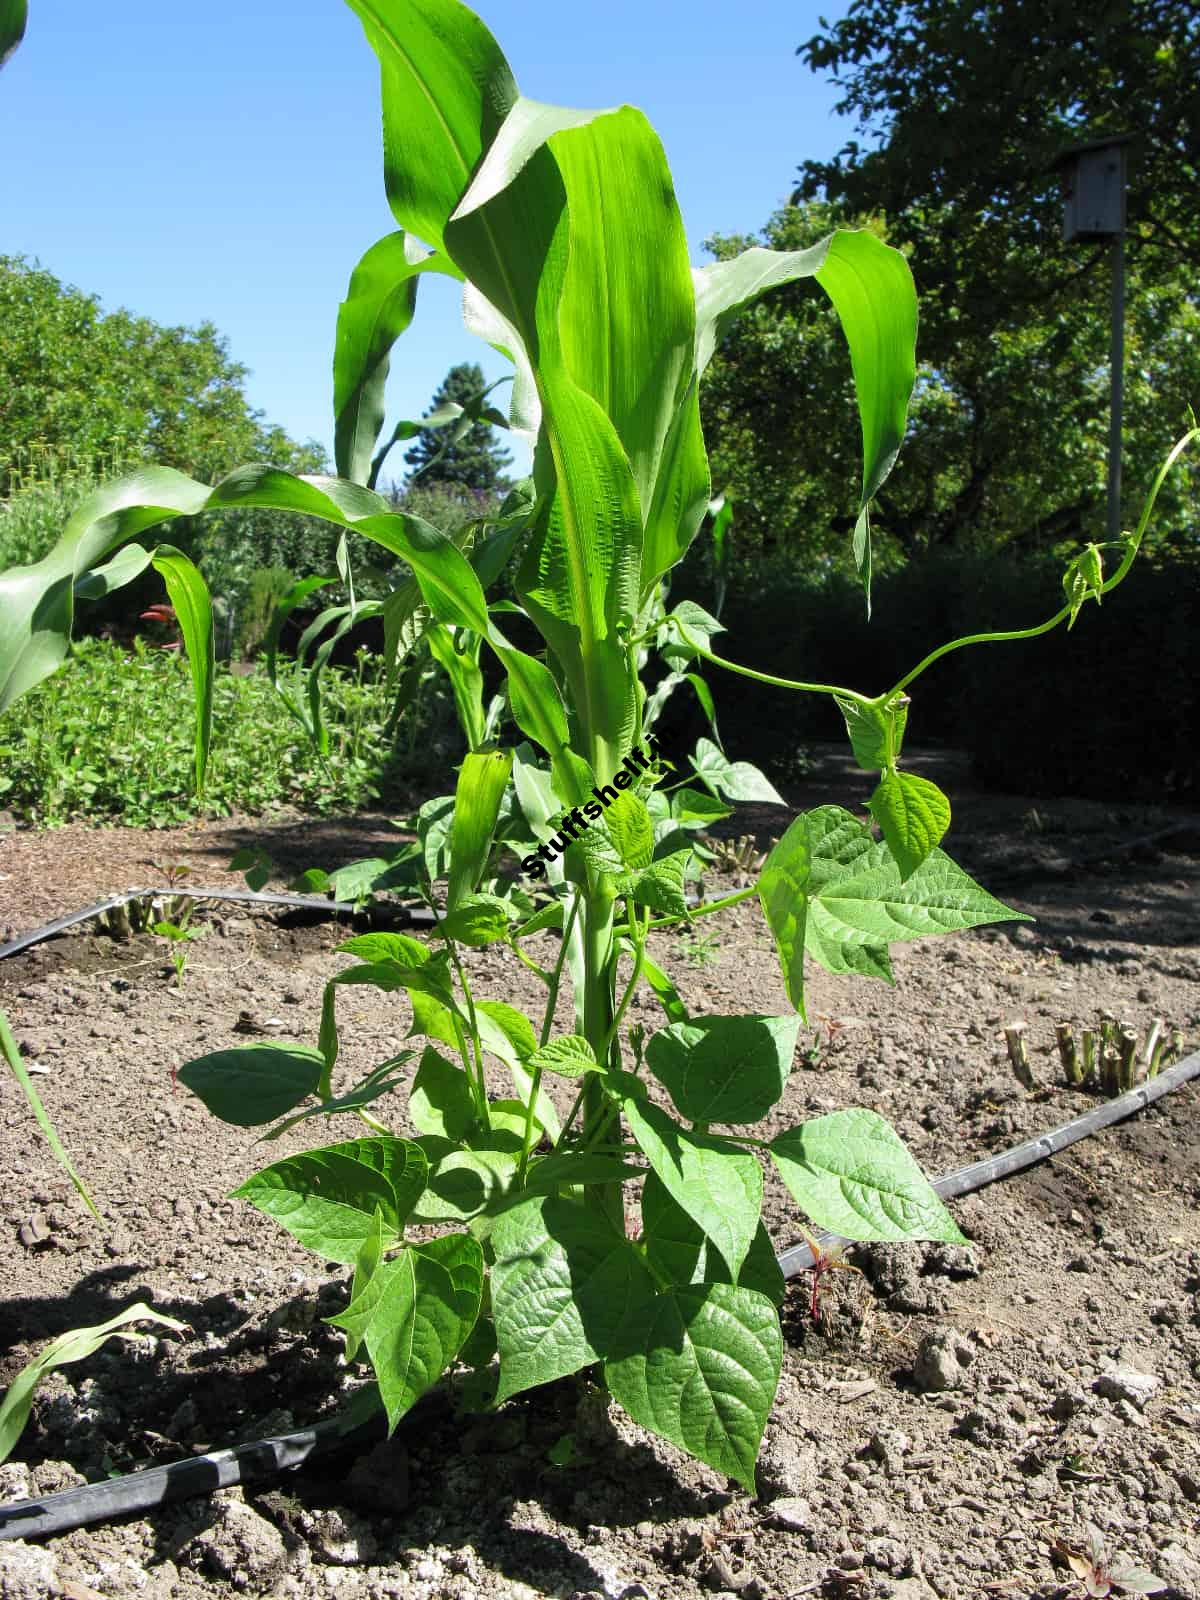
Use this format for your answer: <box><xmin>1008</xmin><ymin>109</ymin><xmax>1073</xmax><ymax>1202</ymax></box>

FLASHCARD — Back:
<box><xmin>672</xmin><ymin>426</ymin><xmax>1200</xmax><ymax>714</ymax></box>
<box><xmin>517</xmin><ymin>893</ymin><xmax>581</xmax><ymax>1182</ymax></box>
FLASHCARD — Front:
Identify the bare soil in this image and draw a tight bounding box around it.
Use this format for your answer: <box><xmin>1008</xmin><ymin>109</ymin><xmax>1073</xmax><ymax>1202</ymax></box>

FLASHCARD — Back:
<box><xmin>1</xmin><ymin>747</ymin><xmax>1199</xmax><ymax>1600</ymax></box>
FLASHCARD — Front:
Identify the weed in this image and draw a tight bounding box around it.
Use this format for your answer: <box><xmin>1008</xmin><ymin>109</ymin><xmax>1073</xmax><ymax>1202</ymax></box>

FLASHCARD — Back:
<box><xmin>675</xmin><ymin>928</ymin><xmax>722</xmax><ymax>969</ymax></box>
<box><xmin>1051</xmin><ymin>1523</ymin><xmax>1166</xmax><ymax>1596</ymax></box>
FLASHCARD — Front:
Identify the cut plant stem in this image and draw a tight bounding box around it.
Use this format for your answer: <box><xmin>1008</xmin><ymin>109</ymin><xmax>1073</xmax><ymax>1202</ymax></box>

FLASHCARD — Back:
<box><xmin>1081</xmin><ymin>1028</ymin><xmax>1098</xmax><ymax>1085</ymax></box>
<box><xmin>1003</xmin><ymin>1022</ymin><xmax>1035</xmax><ymax>1090</ymax></box>
<box><xmin>1055</xmin><ymin>1022</ymin><xmax>1082</xmax><ymax>1085</ymax></box>
<box><xmin>1143</xmin><ymin>1019</ymin><xmax>1165</xmax><ymax>1079</ymax></box>
<box><xmin>1117</xmin><ymin>1026</ymin><xmax>1140</xmax><ymax>1092</ymax></box>
<box><xmin>1099</xmin><ymin>1017</ymin><xmax>1121</xmax><ymax>1096</ymax></box>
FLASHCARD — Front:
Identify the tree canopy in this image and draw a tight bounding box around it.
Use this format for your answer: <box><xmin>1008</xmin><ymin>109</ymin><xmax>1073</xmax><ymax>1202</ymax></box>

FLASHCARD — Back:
<box><xmin>403</xmin><ymin>361</ymin><xmax>513</xmax><ymax>495</ymax></box>
<box><xmin>774</xmin><ymin>0</ymin><xmax>1200</xmax><ymax>556</ymax></box>
<box><xmin>0</xmin><ymin>254</ymin><xmax>325</xmax><ymax>497</ymax></box>
<box><xmin>700</xmin><ymin>203</ymin><xmax>1200</xmax><ymax>566</ymax></box>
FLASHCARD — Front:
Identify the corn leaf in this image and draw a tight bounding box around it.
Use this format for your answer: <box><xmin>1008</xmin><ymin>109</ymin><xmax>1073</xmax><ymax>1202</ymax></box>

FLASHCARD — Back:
<box><xmin>334</xmin><ymin>230</ymin><xmax>460</xmax><ymax>484</ymax></box>
<box><xmin>345</xmin><ymin>0</ymin><xmax>518</xmax><ymax>255</ymax></box>
<box><xmin>150</xmin><ymin>546</ymin><xmax>214</xmax><ymax>793</ymax></box>
<box><xmin>693</xmin><ymin>231</ymin><xmax>917</xmax><ymax>604</ymax></box>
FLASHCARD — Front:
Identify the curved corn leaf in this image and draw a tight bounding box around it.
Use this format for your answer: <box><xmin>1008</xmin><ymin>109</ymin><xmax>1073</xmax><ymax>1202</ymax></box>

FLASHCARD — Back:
<box><xmin>334</xmin><ymin>230</ymin><xmax>460</xmax><ymax>485</ymax></box>
<box><xmin>74</xmin><ymin>542</ymin><xmax>154</xmax><ymax>601</ymax></box>
<box><xmin>0</xmin><ymin>1305</ymin><xmax>187</xmax><ymax>1467</ymax></box>
<box><xmin>346</xmin><ymin>0</ymin><xmax>518</xmax><ymax>255</ymax></box>
<box><xmin>0</xmin><ymin>465</ymin><xmax>494</xmax><ymax>718</ymax></box>
<box><xmin>692</xmin><ymin>231</ymin><xmax>917</xmax><ymax>603</ymax></box>
<box><xmin>0</xmin><ymin>1007</ymin><xmax>100</xmax><ymax>1221</ymax></box>
<box><xmin>149</xmin><ymin>546</ymin><xmax>214</xmax><ymax>793</ymax></box>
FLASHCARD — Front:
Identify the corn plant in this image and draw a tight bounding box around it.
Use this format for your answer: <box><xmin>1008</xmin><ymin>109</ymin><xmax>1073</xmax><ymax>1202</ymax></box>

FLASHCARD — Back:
<box><xmin>0</xmin><ymin>0</ymin><xmax>1195</xmax><ymax>1493</ymax></box>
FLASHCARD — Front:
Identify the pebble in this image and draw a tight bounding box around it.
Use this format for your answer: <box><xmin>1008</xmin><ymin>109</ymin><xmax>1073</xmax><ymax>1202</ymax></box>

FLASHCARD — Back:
<box><xmin>912</xmin><ymin>1327</ymin><xmax>975</xmax><ymax>1393</ymax></box>
<box><xmin>767</xmin><ymin>1497</ymin><xmax>813</xmax><ymax>1532</ymax></box>
<box><xmin>1095</xmin><ymin>1368</ymin><xmax>1160</xmax><ymax>1409</ymax></box>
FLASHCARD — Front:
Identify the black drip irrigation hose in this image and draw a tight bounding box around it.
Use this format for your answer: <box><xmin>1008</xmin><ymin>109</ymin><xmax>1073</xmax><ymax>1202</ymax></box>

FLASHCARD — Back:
<box><xmin>0</xmin><ymin>889</ymin><xmax>436</xmax><ymax>963</ymax></box>
<box><xmin>1</xmin><ymin>1046</ymin><xmax>1196</xmax><ymax>1543</ymax></box>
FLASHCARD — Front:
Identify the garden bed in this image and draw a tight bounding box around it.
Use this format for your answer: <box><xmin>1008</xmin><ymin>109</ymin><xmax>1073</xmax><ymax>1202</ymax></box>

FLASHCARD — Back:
<box><xmin>1</xmin><ymin>748</ymin><xmax>1199</xmax><ymax>1599</ymax></box>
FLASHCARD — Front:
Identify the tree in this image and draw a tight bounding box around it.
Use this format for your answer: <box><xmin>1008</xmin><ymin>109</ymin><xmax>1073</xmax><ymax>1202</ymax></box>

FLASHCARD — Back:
<box><xmin>403</xmin><ymin>361</ymin><xmax>513</xmax><ymax>494</ymax></box>
<box><xmin>780</xmin><ymin>0</ymin><xmax>1200</xmax><ymax>554</ymax></box>
<box><xmin>700</xmin><ymin>204</ymin><xmax>1200</xmax><ymax>565</ymax></box>
<box><xmin>0</xmin><ymin>255</ymin><xmax>339</xmax><ymax>610</ymax></box>
<box><xmin>0</xmin><ymin>255</ymin><xmax>326</xmax><ymax>496</ymax></box>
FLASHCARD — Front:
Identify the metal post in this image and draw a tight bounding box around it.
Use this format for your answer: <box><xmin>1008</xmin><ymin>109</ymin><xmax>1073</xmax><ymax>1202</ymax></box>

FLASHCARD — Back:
<box><xmin>1107</xmin><ymin>231</ymin><xmax>1125</xmax><ymax>537</ymax></box>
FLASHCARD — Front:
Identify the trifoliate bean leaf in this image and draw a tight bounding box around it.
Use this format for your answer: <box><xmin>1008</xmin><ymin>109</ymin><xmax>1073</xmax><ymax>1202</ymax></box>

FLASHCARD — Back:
<box><xmin>328</xmin><ymin>1234</ymin><xmax>483</xmax><ymax>1431</ymax></box>
<box><xmin>759</xmin><ymin>805</ymin><xmax>1029</xmax><ymax>1019</ymax></box>
<box><xmin>690</xmin><ymin>737</ymin><xmax>784</xmax><ymax>804</ymax></box>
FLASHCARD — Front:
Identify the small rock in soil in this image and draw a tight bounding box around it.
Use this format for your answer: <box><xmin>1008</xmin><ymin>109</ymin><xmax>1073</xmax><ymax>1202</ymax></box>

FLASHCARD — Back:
<box><xmin>0</xmin><ymin>1542</ymin><xmax>59</xmax><ymax>1600</ymax></box>
<box><xmin>177</xmin><ymin>1490</ymin><xmax>287</xmax><ymax>1586</ymax></box>
<box><xmin>300</xmin><ymin>1505</ymin><xmax>378</xmax><ymax>1565</ymax></box>
<box><xmin>1095</xmin><ymin>1367</ymin><xmax>1161</xmax><ymax>1408</ymax></box>
<box><xmin>767</xmin><ymin>1496</ymin><xmax>814</xmax><ymax>1532</ymax></box>
<box><xmin>755</xmin><ymin>1430</ymin><xmax>816</xmax><ymax>1500</ymax></box>
<box><xmin>912</xmin><ymin>1327</ymin><xmax>975</xmax><ymax>1393</ymax></box>
<box><xmin>866</xmin><ymin>1427</ymin><xmax>911</xmax><ymax>1476</ymax></box>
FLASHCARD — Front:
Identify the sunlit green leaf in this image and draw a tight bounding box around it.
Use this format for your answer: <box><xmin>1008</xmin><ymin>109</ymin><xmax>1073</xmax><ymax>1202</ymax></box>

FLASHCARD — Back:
<box><xmin>770</xmin><ymin>1108</ymin><xmax>966</xmax><ymax>1244</ymax></box>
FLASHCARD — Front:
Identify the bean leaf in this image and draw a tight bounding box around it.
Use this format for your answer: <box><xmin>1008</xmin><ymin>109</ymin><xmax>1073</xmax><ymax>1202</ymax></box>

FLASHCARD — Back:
<box><xmin>617</xmin><ymin>1079</ymin><xmax>762</xmax><ymax>1276</ymax></box>
<box><xmin>604</xmin><ymin>1283</ymin><xmax>782</xmax><ymax>1493</ymax></box>
<box><xmin>868</xmin><ymin>770</ymin><xmax>952</xmax><ymax>880</ymax></box>
<box><xmin>770</xmin><ymin>1108</ymin><xmax>965</xmax><ymax>1243</ymax></box>
<box><xmin>328</xmin><ymin>1234</ymin><xmax>483</xmax><ymax>1431</ymax></box>
<box><xmin>646</xmin><ymin>1013</ymin><xmax>799</xmax><ymax>1124</ymax></box>
<box><xmin>178</xmin><ymin>1043</ymin><xmax>324</xmax><ymax>1127</ymax></box>
<box><xmin>233</xmin><ymin>1137</ymin><xmax>428</xmax><ymax>1263</ymax></box>
<box><xmin>490</xmin><ymin>1194</ymin><xmax>656</xmax><ymax>1401</ymax></box>
<box><xmin>690</xmin><ymin>737</ymin><xmax>784</xmax><ymax>805</ymax></box>
<box><xmin>641</xmin><ymin>1174</ymin><xmax>785</xmax><ymax>1308</ymax></box>
<box><xmin>759</xmin><ymin>805</ymin><xmax>1029</xmax><ymax>1019</ymax></box>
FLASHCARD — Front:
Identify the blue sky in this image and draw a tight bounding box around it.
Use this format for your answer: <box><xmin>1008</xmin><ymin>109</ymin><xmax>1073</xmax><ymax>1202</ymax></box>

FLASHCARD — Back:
<box><xmin>1</xmin><ymin>1</ymin><xmax>853</xmax><ymax>483</ymax></box>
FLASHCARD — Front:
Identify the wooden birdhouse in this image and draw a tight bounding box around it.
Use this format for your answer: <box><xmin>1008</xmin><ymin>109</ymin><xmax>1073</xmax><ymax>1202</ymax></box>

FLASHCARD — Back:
<box><xmin>1053</xmin><ymin>135</ymin><xmax>1132</xmax><ymax>242</ymax></box>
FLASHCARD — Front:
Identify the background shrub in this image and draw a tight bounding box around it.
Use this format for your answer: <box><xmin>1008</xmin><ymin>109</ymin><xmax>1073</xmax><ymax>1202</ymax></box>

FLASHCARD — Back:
<box><xmin>0</xmin><ymin>637</ymin><xmax>458</xmax><ymax>828</ymax></box>
<box><xmin>672</xmin><ymin>544</ymin><xmax>1200</xmax><ymax>801</ymax></box>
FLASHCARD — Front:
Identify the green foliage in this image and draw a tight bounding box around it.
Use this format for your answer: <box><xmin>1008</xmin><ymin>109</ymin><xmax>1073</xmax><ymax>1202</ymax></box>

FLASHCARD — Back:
<box><xmin>3</xmin><ymin>0</ymin><xmax>1192</xmax><ymax>1492</ymax></box>
<box><xmin>0</xmin><ymin>0</ymin><xmax>27</xmax><ymax>68</ymax></box>
<box><xmin>791</xmin><ymin>1</ymin><xmax>1200</xmax><ymax>553</ymax></box>
<box><xmin>0</xmin><ymin>444</ymin><xmax>142</xmax><ymax>572</ymax></box>
<box><xmin>0</xmin><ymin>256</ymin><xmax>326</xmax><ymax>498</ymax></box>
<box><xmin>404</xmin><ymin>362</ymin><xmax>514</xmax><ymax>492</ymax></box>
<box><xmin>0</xmin><ymin>1306</ymin><xmax>187</xmax><ymax>1467</ymax></box>
<box><xmin>0</xmin><ymin>637</ymin><xmax>441</xmax><ymax>826</ymax></box>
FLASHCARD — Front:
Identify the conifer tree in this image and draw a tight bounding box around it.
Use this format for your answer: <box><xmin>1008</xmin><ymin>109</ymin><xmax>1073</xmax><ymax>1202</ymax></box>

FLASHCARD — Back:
<box><xmin>404</xmin><ymin>361</ymin><xmax>513</xmax><ymax>493</ymax></box>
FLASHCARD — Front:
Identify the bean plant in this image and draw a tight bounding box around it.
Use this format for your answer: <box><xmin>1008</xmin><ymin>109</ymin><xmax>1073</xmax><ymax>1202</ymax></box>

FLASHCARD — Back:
<box><xmin>0</xmin><ymin>0</ymin><xmax>1195</xmax><ymax>1492</ymax></box>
